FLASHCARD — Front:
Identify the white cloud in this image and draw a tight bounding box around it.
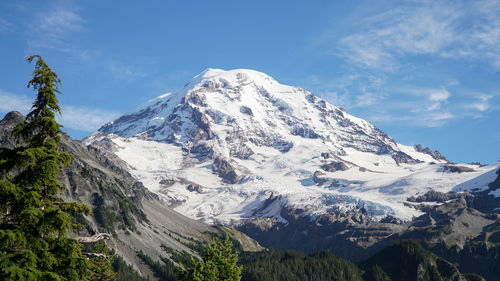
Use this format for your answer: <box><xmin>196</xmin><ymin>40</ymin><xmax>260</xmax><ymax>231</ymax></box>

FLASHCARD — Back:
<box><xmin>310</xmin><ymin>1</ymin><xmax>500</xmax><ymax>130</ymax></box>
<box><xmin>0</xmin><ymin>91</ymin><xmax>32</xmax><ymax>113</ymax></box>
<box><xmin>339</xmin><ymin>35</ymin><xmax>394</xmax><ymax>70</ymax></box>
<box><xmin>427</xmin><ymin>111</ymin><xmax>454</xmax><ymax>122</ymax></box>
<box><xmin>109</xmin><ymin>62</ymin><xmax>146</xmax><ymax>81</ymax></box>
<box><xmin>428</xmin><ymin>89</ymin><xmax>450</xmax><ymax>102</ymax></box>
<box><xmin>356</xmin><ymin>87</ymin><xmax>500</xmax><ymax>128</ymax></box>
<box><xmin>27</xmin><ymin>3</ymin><xmax>84</xmax><ymax>51</ymax></box>
<box><xmin>368</xmin><ymin>110</ymin><xmax>454</xmax><ymax>127</ymax></box>
<box><xmin>57</xmin><ymin>106</ymin><xmax>120</xmax><ymax>132</ymax></box>
<box><xmin>355</xmin><ymin>92</ymin><xmax>380</xmax><ymax>107</ymax></box>
<box><xmin>416</xmin><ymin>111</ymin><xmax>454</xmax><ymax>127</ymax></box>
<box><xmin>323</xmin><ymin>91</ymin><xmax>350</xmax><ymax>108</ymax></box>
<box><xmin>467</xmin><ymin>94</ymin><xmax>492</xmax><ymax>112</ymax></box>
<box><xmin>337</xmin><ymin>0</ymin><xmax>500</xmax><ymax>69</ymax></box>
<box><xmin>424</xmin><ymin>89</ymin><xmax>450</xmax><ymax>111</ymax></box>
<box><xmin>0</xmin><ymin>90</ymin><xmax>119</xmax><ymax>132</ymax></box>
<box><xmin>347</xmin><ymin>85</ymin><xmax>458</xmax><ymax>127</ymax></box>
<box><xmin>38</xmin><ymin>8</ymin><xmax>83</xmax><ymax>37</ymax></box>
<box><xmin>339</xmin><ymin>2</ymin><xmax>459</xmax><ymax>69</ymax></box>
<box><xmin>470</xmin><ymin>103</ymin><xmax>489</xmax><ymax>112</ymax></box>
<box><xmin>396</xmin><ymin>87</ymin><xmax>451</xmax><ymax>113</ymax></box>
<box><xmin>0</xmin><ymin>17</ymin><xmax>13</xmax><ymax>32</ymax></box>
<box><xmin>467</xmin><ymin>0</ymin><xmax>500</xmax><ymax>68</ymax></box>
<box><xmin>478</xmin><ymin>94</ymin><xmax>492</xmax><ymax>103</ymax></box>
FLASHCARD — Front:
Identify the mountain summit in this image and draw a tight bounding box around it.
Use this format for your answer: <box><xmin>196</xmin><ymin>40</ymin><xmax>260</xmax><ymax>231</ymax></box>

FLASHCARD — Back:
<box><xmin>85</xmin><ymin>69</ymin><xmax>499</xmax><ymax>225</ymax></box>
<box><xmin>90</xmin><ymin>68</ymin><xmax>437</xmax><ymax>164</ymax></box>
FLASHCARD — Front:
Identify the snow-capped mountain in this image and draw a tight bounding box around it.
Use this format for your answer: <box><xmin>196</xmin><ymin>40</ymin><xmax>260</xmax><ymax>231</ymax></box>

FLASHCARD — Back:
<box><xmin>85</xmin><ymin>68</ymin><xmax>500</xmax><ymax>225</ymax></box>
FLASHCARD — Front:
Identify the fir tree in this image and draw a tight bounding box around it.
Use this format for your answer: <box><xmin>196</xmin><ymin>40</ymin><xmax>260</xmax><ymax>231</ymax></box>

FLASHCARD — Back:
<box><xmin>0</xmin><ymin>55</ymin><xmax>91</xmax><ymax>280</ymax></box>
<box><xmin>177</xmin><ymin>238</ymin><xmax>242</xmax><ymax>281</ymax></box>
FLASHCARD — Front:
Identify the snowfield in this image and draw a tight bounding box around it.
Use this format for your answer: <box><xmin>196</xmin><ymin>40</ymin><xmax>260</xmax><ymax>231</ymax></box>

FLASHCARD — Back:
<box><xmin>85</xmin><ymin>69</ymin><xmax>500</xmax><ymax>225</ymax></box>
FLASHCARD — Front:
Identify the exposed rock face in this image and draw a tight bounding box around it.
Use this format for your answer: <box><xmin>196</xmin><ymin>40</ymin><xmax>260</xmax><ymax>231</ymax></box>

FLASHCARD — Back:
<box><xmin>407</xmin><ymin>190</ymin><xmax>466</xmax><ymax>203</ymax></box>
<box><xmin>391</xmin><ymin>150</ymin><xmax>422</xmax><ymax>165</ymax></box>
<box><xmin>189</xmin><ymin>142</ymin><xmax>214</xmax><ymax>160</ymax></box>
<box><xmin>313</xmin><ymin>170</ymin><xmax>327</xmax><ymax>184</ymax></box>
<box><xmin>230</xmin><ymin>143</ymin><xmax>254</xmax><ymax>159</ymax></box>
<box><xmin>187</xmin><ymin>184</ymin><xmax>203</xmax><ymax>193</ymax></box>
<box><xmin>240</xmin><ymin>105</ymin><xmax>253</xmax><ymax>116</ymax></box>
<box><xmin>415</xmin><ymin>144</ymin><xmax>447</xmax><ymax>161</ymax></box>
<box><xmin>236</xmin><ymin>206</ymin><xmax>406</xmax><ymax>261</ymax></box>
<box><xmin>404</xmin><ymin>196</ymin><xmax>498</xmax><ymax>246</ymax></box>
<box><xmin>444</xmin><ymin>164</ymin><xmax>476</xmax><ymax>173</ymax></box>
<box><xmin>212</xmin><ymin>156</ymin><xmax>239</xmax><ymax>183</ymax></box>
<box><xmin>489</xmin><ymin>169</ymin><xmax>500</xmax><ymax>191</ymax></box>
<box><xmin>191</xmin><ymin>108</ymin><xmax>213</xmax><ymax>141</ymax></box>
<box><xmin>290</xmin><ymin>124</ymin><xmax>320</xmax><ymax>139</ymax></box>
<box><xmin>320</xmin><ymin>161</ymin><xmax>349</xmax><ymax>172</ymax></box>
<box><xmin>464</xmin><ymin>168</ymin><xmax>500</xmax><ymax>214</ymax></box>
<box><xmin>400</xmin><ymin>195</ymin><xmax>500</xmax><ymax>281</ymax></box>
<box><xmin>0</xmin><ymin>111</ymin><xmax>24</xmax><ymax>147</ymax></box>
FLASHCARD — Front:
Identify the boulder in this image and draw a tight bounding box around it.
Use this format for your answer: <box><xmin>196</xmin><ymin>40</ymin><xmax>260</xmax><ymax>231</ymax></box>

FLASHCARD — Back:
<box><xmin>321</xmin><ymin>161</ymin><xmax>349</xmax><ymax>172</ymax></box>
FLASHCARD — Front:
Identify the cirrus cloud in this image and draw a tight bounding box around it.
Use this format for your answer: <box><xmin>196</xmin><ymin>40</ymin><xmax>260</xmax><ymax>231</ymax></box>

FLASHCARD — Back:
<box><xmin>337</xmin><ymin>1</ymin><xmax>500</xmax><ymax>70</ymax></box>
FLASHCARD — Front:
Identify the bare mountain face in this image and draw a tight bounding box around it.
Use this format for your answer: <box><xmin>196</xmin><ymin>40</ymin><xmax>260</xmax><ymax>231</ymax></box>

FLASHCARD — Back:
<box><xmin>85</xmin><ymin>69</ymin><xmax>500</xmax><ymax>264</ymax></box>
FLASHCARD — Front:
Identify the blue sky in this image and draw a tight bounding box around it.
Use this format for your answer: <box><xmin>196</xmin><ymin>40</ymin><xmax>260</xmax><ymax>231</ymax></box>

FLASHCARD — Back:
<box><xmin>1</xmin><ymin>0</ymin><xmax>499</xmax><ymax>164</ymax></box>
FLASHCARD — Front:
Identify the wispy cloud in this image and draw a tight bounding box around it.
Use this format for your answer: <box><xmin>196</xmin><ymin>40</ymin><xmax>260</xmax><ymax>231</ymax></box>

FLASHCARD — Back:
<box><xmin>461</xmin><ymin>94</ymin><xmax>494</xmax><ymax>114</ymax></box>
<box><xmin>366</xmin><ymin>87</ymin><xmax>454</xmax><ymax>127</ymax></box>
<box><xmin>0</xmin><ymin>90</ymin><xmax>32</xmax><ymax>113</ymax></box>
<box><xmin>428</xmin><ymin>89</ymin><xmax>450</xmax><ymax>102</ymax></box>
<box><xmin>38</xmin><ymin>8</ymin><xmax>83</xmax><ymax>36</ymax></box>
<box><xmin>302</xmin><ymin>71</ymin><xmax>388</xmax><ymax>109</ymax></box>
<box><xmin>355</xmin><ymin>92</ymin><xmax>380</xmax><ymax>107</ymax></box>
<box><xmin>425</xmin><ymin>89</ymin><xmax>450</xmax><ymax>111</ymax></box>
<box><xmin>444</xmin><ymin>0</ymin><xmax>500</xmax><ymax>68</ymax></box>
<box><xmin>0</xmin><ymin>17</ymin><xmax>13</xmax><ymax>32</ymax></box>
<box><xmin>26</xmin><ymin>2</ymin><xmax>86</xmax><ymax>55</ymax></box>
<box><xmin>0</xmin><ymin>90</ymin><xmax>119</xmax><ymax>132</ymax></box>
<box><xmin>308</xmin><ymin>1</ymin><xmax>500</xmax><ymax>128</ymax></box>
<box><xmin>337</xmin><ymin>1</ymin><xmax>500</xmax><ymax>70</ymax></box>
<box><xmin>109</xmin><ymin>62</ymin><xmax>146</xmax><ymax>81</ymax></box>
<box><xmin>323</xmin><ymin>91</ymin><xmax>351</xmax><ymax>109</ymax></box>
<box><xmin>23</xmin><ymin>1</ymin><xmax>105</xmax><ymax>65</ymax></box>
<box><xmin>369</xmin><ymin>110</ymin><xmax>454</xmax><ymax>128</ymax></box>
<box><xmin>471</xmin><ymin>94</ymin><xmax>492</xmax><ymax>112</ymax></box>
<box><xmin>339</xmin><ymin>2</ymin><xmax>458</xmax><ymax>70</ymax></box>
<box><xmin>357</xmin><ymin>86</ymin><xmax>500</xmax><ymax>127</ymax></box>
<box><xmin>57</xmin><ymin>106</ymin><xmax>120</xmax><ymax>132</ymax></box>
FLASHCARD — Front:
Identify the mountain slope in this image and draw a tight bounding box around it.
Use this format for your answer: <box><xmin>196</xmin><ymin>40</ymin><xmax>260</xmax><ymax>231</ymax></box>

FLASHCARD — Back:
<box><xmin>85</xmin><ymin>68</ymin><xmax>499</xmax><ymax>227</ymax></box>
<box><xmin>238</xmin><ymin>240</ymin><xmax>476</xmax><ymax>281</ymax></box>
<box><xmin>363</xmin><ymin>240</ymin><xmax>469</xmax><ymax>281</ymax></box>
<box><xmin>0</xmin><ymin>111</ymin><xmax>261</xmax><ymax>280</ymax></box>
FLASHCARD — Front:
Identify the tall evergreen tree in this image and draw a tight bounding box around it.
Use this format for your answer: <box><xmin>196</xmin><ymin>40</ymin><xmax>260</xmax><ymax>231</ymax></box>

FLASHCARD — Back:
<box><xmin>177</xmin><ymin>238</ymin><xmax>242</xmax><ymax>281</ymax></box>
<box><xmin>0</xmin><ymin>55</ymin><xmax>91</xmax><ymax>280</ymax></box>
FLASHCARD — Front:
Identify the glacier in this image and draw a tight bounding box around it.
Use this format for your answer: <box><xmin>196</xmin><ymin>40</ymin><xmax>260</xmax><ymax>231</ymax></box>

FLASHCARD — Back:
<box><xmin>85</xmin><ymin>68</ymin><xmax>500</xmax><ymax>225</ymax></box>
